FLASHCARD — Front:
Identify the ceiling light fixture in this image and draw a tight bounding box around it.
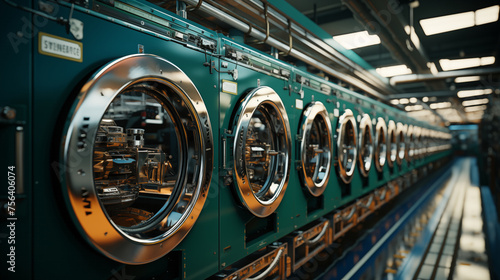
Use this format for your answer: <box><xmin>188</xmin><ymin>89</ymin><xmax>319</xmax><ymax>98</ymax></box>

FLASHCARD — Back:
<box><xmin>404</xmin><ymin>25</ymin><xmax>421</xmax><ymax>49</ymax></box>
<box><xmin>464</xmin><ymin>105</ymin><xmax>487</xmax><ymax>112</ymax></box>
<box><xmin>439</xmin><ymin>56</ymin><xmax>495</xmax><ymax>71</ymax></box>
<box><xmin>429</xmin><ymin>102</ymin><xmax>452</xmax><ymax>109</ymax></box>
<box><xmin>420</xmin><ymin>5</ymin><xmax>499</xmax><ymax>35</ymax></box>
<box><xmin>455</xmin><ymin>76</ymin><xmax>481</xmax><ymax>83</ymax></box>
<box><xmin>333</xmin><ymin>31</ymin><xmax>381</xmax><ymax>50</ymax></box>
<box><xmin>457</xmin><ymin>89</ymin><xmax>493</xmax><ymax>98</ymax></box>
<box><xmin>376</xmin><ymin>65</ymin><xmax>412</xmax><ymax>77</ymax></box>
<box><xmin>462</xmin><ymin>98</ymin><xmax>489</xmax><ymax>107</ymax></box>
<box><xmin>427</xmin><ymin>62</ymin><xmax>439</xmax><ymax>74</ymax></box>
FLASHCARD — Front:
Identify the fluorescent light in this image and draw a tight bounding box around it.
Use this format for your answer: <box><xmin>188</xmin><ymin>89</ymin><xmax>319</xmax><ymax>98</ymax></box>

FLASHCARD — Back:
<box><xmin>410</xmin><ymin>97</ymin><xmax>418</xmax><ymax>103</ymax></box>
<box><xmin>390</xmin><ymin>99</ymin><xmax>400</xmax><ymax>105</ymax></box>
<box><xmin>476</xmin><ymin>5</ymin><xmax>500</xmax><ymax>25</ymax></box>
<box><xmin>481</xmin><ymin>56</ymin><xmax>496</xmax><ymax>65</ymax></box>
<box><xmin>462</xmin><ymin>98</ymin><xmax>489</xmax><ymax>107</ymax></box>
<box><xmin>333</xmin><ymin>31</ymin><xmax>381</xmax><ymax>50</ymax></box>
<box><xmin>430</xmin><ymin>102</ymin><xmax>451</xmax><ymax>109</ymax></box>
<box><xmin>422</xmin><ymin>97</ymin><xmax>429</xmax><ymax>102</ymax></box>
<box><xmin>464</xmin><ymin>105</ymin><xmax>487</xmax><ymax>112</ymax></box>
<box><xmin>455</xmin><ymin>76</ymin><xmax>480</xmax><ymax>83</ymax></box>
<box><xmin>420</xmin><ymin>5</ymin><xmax>500</xmax><ymax>36</ymax></box>
<box><xmin>440</xmin><ymin>58</ymin><xmax>479</xmax><ymax>71</ymax></box>
<box><xmin>399</xmin><ymin>98</ymin><xmax>409</xmax><ymax>104</ymax></box>
<box><xmin>405</xmin><ymin>105</ymin><xmax>423</xmax><ymax>111</ymax></box>
<box><xmin>376</xmin><ymin>65</ymin><xmax>412</xmax><ymax>77</ymax></box>
<box><xmin>439</xmin><ymin>56</ymin><xmax>495</xmax><ymax>71</ymax></box>
<box><xmin>420</xmin><ymin>11</ymin><xmax>474</xmax><ymax>35</ymax></box>
<box><xmin>404</xmin><ymin>25</ymin><xmax>421</xmax><ymax>49</ymax></box>
<box><xmin>457</xmin><ymin>89</ymin><xmax>493</xmax><ymax>98</ymax></box>
<box><xmin>427</xmin><ymin>62</ymin><xmax>439</xmax><ymax>74</ymax></box>
<box><xmin>467</xmin><ymin>111</ymin><xmax>484</xmax><ymax>120</ymax></box>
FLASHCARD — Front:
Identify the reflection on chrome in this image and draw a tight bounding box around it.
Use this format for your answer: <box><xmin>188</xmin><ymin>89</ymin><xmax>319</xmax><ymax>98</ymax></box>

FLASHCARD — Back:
<box><xmin>299</xmin><ymin>102</ymin><xmax>332</xmax><ymax>196</ymax></box>
<box><xmin>337</xmin><ymin>109</ymin><xmax>357</xmax><ymax>184</ymax></box>
<box><xmin>387</xmin><ymin>120</ymin><xmax>397</xmax><ymax>168</ymax></box>
<box><xmin>374</xmin><ymin>118</ymin><xmax>387</xmax><ymax>173</ymax></box>
<box><xmin>358</xmin><ymin>114</ymin><xmax>373</xmax><ymax>177</ymax></box>
<box><xmin>233</xmin><ymin>87</ymin><xmax>291</xmax><ymax>217</ymax></box>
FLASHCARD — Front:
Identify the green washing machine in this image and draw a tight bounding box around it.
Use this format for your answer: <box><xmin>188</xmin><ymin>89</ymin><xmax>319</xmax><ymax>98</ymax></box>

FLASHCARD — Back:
<box><xmin>1</xmin><ymin>0</ymin><xmax>220</xmax><ymax>279</ymax></box>
<box><xmin>217</xmin><ymin>36</ymin><xmax>297</xmax><ymax>269</ymax></box>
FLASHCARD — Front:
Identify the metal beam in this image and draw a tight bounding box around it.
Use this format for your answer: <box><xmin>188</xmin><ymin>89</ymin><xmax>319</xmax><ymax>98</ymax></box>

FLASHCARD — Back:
<box><xmin>390</xmin><ymin>67</ymin><xmax>500</xmax><ymax>86</ymax></box>
<box><xmin>183</xmin><ymin>0</ymin><xmax>397</xmax><ymax>99</ymax></box>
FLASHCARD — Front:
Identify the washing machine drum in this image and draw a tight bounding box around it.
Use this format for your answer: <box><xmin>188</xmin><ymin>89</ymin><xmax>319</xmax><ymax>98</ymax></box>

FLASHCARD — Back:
<box><xmin>61</xmin><ymin>54</ymin><xmax>213</xmax><ymax>264</ymax></box>
<box><xmin>232</xmin><ymin>86</ymin><xmax>291</xmax><ymax>218</ymax></box>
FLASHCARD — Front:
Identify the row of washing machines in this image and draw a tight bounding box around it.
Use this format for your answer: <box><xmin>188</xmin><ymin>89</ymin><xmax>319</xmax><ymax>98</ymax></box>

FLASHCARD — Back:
<box><xmin>0</xmin><ymin>0</ymin><xmax>452</xmax><ymax>279</ymax></box>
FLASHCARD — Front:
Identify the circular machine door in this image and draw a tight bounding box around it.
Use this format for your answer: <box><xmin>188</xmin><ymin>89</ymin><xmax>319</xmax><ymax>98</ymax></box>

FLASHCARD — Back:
<box><xmin>232</xmin><ymin>86</ymin><xmax>291</xmax><ymax>217</ymax></box>
<box><xmin>357</xmin><ymin>114</ymin><xmax>374</xmax><ymax>177</ymax></box>
<box><xmin>61</xmin><ymin>54</ymin><xmax>213</xmax><ymax>264</ymax></box>
<box><xmin>396</xmin><ymin>123</ymin><xmax>406</xmax><ymax>166</ymax></box>
<box><xmin>374</xmin><ymin>117</ymin><xmax>388</xmax><ymax>173</ymax></box>
<box><xmin>413</xmin><ymin>126</ymin><xmax>421</xmax><ymax>159</ymax></box>
<box><xmin>387</xmin><ymin>120</ymin><xmax>397</xmax><ymax>168</ymax></box>
<box><xmin>336</xmin><ymin>109</ymin><xmax>358</xmax><ymax>184</ymax></box>
<box><xmin>298</xmin><ymin>102</ymin><xmax>332</xmax><ymax>196</ymax></box>
<box><xmin>406</xmin><ymin>125</ymin><xmax>414</xmax><ymax>162</ymax></box>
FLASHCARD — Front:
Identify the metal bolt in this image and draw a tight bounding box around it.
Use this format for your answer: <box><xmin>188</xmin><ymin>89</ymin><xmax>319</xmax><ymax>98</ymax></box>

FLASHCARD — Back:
<box><xmin>1</xmin><ymin>106</ymin><xmax>16</xmax><ymax>120</ymax></box>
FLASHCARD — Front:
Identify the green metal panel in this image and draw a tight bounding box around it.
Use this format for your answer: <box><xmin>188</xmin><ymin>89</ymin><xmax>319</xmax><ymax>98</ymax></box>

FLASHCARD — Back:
<box><xmin>0</xmin><ymin>1</ymin><xmax>32</xmax><ymax>279</ymax></box>
<box><xmin>7</xmin><ymin>2</ymin><xmax>220</xmax><ymax>279</ymax></box>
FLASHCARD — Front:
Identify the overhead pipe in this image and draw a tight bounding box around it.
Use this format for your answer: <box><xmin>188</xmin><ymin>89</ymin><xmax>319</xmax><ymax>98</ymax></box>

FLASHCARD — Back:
<box><xmin>182</xmin><ymin>0</ymin><xmax>390</xmax><ymax>100</ymax></box>
<box><xmin>390</xmin><ymin>67</ymin><xmax>500</xmax><ymax>86</ymax></box>
<box><xmin>244</xmin><ymin>0</ymin><xmax>391</xmax><ymax>91</ymax></box>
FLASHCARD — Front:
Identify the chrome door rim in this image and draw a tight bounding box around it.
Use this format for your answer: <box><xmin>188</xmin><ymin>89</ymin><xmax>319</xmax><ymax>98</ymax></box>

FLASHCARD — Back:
<box><xmin>232</xmin><ymin>86</ymin><xmax>291</xmax><ymax>217</ymax></box>
<box><xmin>374</xmin><ymin>117</ymin><xmax>387</xmax><ymax>172</ymax></box>
<box><xmin>298</xmin><ymin>101</ymin><xmax>332</xmax><ymax>196</ymax></box>
<box><xmin>387</xmin><ymin>120</ymin><xmax>397</xmax><ymax>168</ymax></box>
<box><xmin>337</xmin><ymin>109</ymin><xmax>358</xmax><ymax>184</ymax></box>
<box><xmin>61</xmin><ymin>54</ymin><xmax>213</xmax><ymax>264</ymax></box>
<box><xmin>358</xmin><ymin>114</ymin><xmax>374</xmax><ymax>177</ymax></box>
<box><xmin>396</xmin><ymin>122</ymin><xmax>406</xmax><ymax>166</ymax></box>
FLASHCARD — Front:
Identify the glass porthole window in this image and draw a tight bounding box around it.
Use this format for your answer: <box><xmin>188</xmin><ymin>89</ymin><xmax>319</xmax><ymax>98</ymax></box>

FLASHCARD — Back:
<box><xmin>406</xmin><ymin>125</ymin><xmax>414</xmax><ymax>162</ymax></box>
<box><xmin>396</xmin><ymin>122</ymin><xmax>406</xmax><ymax>166</ymax></box>
<box><xmin>336</xmin><ymin>109</ymin><xmax>358</xmax><ymax>184</ymax></box>
<box><xmin>387</xmin><ymin>120</ymin><xmax>397</xmax><ymax>168</ymax></box>
<box><xmin>298</xmin><ymin>102</ymin><xmax>332</xmax><ymax>196</ymax></box>
<box><xmin>62</xmin><ymin>54</ymin><xmax>213</xmax><ymax>264</ymax></box>
<box><xmin>232</xmin><ymin>86</ymin><xmax>291</xmax><ymax>217</ymax></box>
<box><xmin>358</xmin><ymin>114</ymin><xmax>374</xmax><ymax>177</ymax></box>
<box><xmin>374</xmin><ymin>118</ymin><xmax>388</xmax><ymax>173</ymax></box>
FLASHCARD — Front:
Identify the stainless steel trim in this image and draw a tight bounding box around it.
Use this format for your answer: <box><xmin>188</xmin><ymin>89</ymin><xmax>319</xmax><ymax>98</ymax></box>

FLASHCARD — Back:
<box><xmin>298</xmin><ymin>101</ymin><xmax>332</xmax><ymax>196</ymax></box>
<box><xmin>357</xmin><ymin>114</ymin><xmax>373</xmax><ymax>177</ymax></box>
<box><xmin>406</xmin><ymin>125</ymin><xmax>414</xmax><ymax>162</ymax></box>
<box><xmin>233</xmin><ymin>86</ymin><xmax>291</xmax><ymax>217</ymax></box>
<box><xmin>336</xmin><ymin>109</ymin><xmax>358</xmax><ymax>184</ymax></box>
<box><xmin>396</xmin><ymin>122</ymin><xmax>406</xmax><ymax>166</ymax></box>
<box><xmin>387</xmin><ymin>120</ymin><xmax>397</xmax><ymax>168</ymax></box>
<box><xmin>374</xmin><ymin>117</ymin><xmax>387</xmax><ymax>172</ymax></box>
<box><xmin>61</xmin><ymin>54</ymin><xmax>213</xmax><ymax>264</ymax></box>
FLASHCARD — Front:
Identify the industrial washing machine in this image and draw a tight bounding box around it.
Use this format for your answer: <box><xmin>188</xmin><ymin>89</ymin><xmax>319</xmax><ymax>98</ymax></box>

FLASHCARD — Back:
<box><xmin>217</xmin><ymin>35</ymin><xmax>297</xmax><ymax>269</ymax></box>
<box><xmin>1</xmin><ymin>0</ymin><xmax>220</xmax><ymax>279</ymax></box>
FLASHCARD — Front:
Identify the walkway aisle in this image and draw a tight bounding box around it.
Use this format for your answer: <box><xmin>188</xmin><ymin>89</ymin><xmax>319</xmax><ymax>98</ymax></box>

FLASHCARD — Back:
<box><xmin>414</xmin><ymin>158</ymin><xmax>489</xmax><ymax>280</ymax></box>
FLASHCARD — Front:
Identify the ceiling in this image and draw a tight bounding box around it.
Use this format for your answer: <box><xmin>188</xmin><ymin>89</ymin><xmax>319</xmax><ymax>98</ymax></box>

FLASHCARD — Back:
<box><xmin>162</xmin><ymin>0</ymin><xmax>500</xmax><ymax>125</ymax></box>
<box><xmin>285</xmin><ymin>0</ymin><xmax>500</xmax><ymax>125</ymax></box>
